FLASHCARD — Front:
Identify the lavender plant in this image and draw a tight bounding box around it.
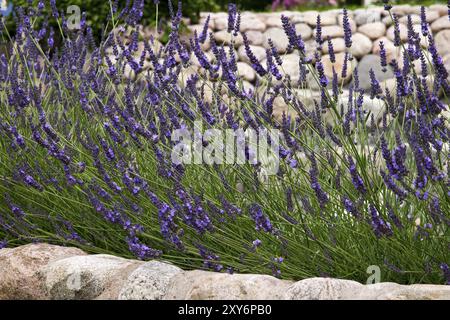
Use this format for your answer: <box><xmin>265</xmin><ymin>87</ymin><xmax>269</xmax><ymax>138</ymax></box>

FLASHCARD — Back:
<box><xmin>0</xmin><ymin>1</ymin><xmax>449</xmax><ymax>285</ymax></box>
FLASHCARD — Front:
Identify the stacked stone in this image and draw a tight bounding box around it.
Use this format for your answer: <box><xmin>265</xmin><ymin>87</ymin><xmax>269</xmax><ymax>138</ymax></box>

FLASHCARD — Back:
<box><xmin>106</xmin><ymin>4</ymin><xmax>449</xmax><ymax>121</ymax></box>
<box><xmin>1</xmin><ymin>244</ymin><xmax>449</xmax><ymax>300</ymax></box>
<box><xmin>189</xmin><ymin>4</ymin><xmax>449</xmax><ymax>92</ymax></box>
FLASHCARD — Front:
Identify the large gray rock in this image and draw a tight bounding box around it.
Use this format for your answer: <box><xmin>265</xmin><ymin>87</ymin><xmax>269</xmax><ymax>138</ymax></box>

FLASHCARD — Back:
<box><xmin>265</xmin><ymin>16</ymin><xmax>283</xmax><ymax>28</ymax></box>
<box><xmin>349</xmin><ymin>33</ymin><xmax>373</xmax><ymax>58</ymax></box>
<box><xmin>303</xmin><ymin>11</ymin><xmax>337</xmax><ymax>26</ymax></box>
<box><xmin>237</xmin><ymin>62</ymin><xmax>256</xmax><ymax>82</ymax></box>
<box><xmin>165</xmin><ymin>270</ymin><xmax>293</xmax><ymax>299</ymax></box>
<box><xmin>286</xmin><ymin>278</ymin><xmax>450</xmax><ymax>300</ymax></box>
<box><xmin>41</xmin><ymin>254</ymin><xmax>143</xmax><ymax>300</ymax></box>
<box><xmin>118</xmin><ymin>261</ymin><xmax>183</xmax><ymax>300</ymax></box>
<box><xmin>316</xmin><ymin>25</ymin><xmax>345</xmax><ymax>39</ymax></box>
<box><xmin>354</xmin><ymin>10</ymin><xmax>382</xmax><ymax>26</ymax></box>
<box><xmin>214</xmin><ymin>30</ymin><xmax>244</xmax><ymax>47</ymax></box>
<box><xmin>430</xmin><ymin>4</ymin><xmax>449</xmax><ymax>17</ymax></box>
<box><xmin>435</xmin><ymin>30</ymin><xmax>450</xmax><ymax>57</ymax></box>
<box><xmin>341</xmin><ymin>282</ymin><xmax>450</xmax><ymax>300</ymax></box>
<box><xmin>322</xmin><ymin>52</ymin><xmax>357</xmax><ymax>85</ymax></box>
<box><xmin>214</xmin><ymin>17</ymin><xmax>228</xmax><ymax>31</ymax></box>
<box><xmin>322</xmin><ymin>37</ymin><xmax>346</xmax><ymax>54</ymax></box>
<box><xmin>286</xmin><ymin>278</ymin><xmax>364</xmax><ymax>300</ymax></box>
<box><xmin>261</xmin><ymin>53</ymin><xmax>301</xmax><ymax>83</ymax></box>
<box><xmin>0</xmin><ymin>244</ymin><xmax>85</xmax><ymax>300</ymax></box>
<box><xmin>263</xmin><ymin>28</ymin><xmax>289</xmax><ymax>53</ymax></box>
<box><xmin>295</xmin><ymin>23</ymin><xmax>313</xmax><ymax>41</ymax></box>
<box><xmin>237</xmin><ymin>45</ymin><xmax>266</xmax><ymax>64</ymax></box>
<box><xmin>430</xmin><ymin>16</ymin><xmax>450</xmax><ymax>32</ymax></box>
<box><xmin>355</xmin><ymin>54</ymin><xmax>394</xmax><ymax>90</ymax></box>
<box><xmin>358</xmin><ymin>22</ymin><xmax>386</xmax><ymax>40</ymax></box>
<box><xmin>240</xmin><ymin>17</ymin><xmax>266</xmax><ymax>32</ymax></box>
<box><xmin>245</xmin><ymin>30</ymin><xmax>265</xmax><ymax>46</ymax></box>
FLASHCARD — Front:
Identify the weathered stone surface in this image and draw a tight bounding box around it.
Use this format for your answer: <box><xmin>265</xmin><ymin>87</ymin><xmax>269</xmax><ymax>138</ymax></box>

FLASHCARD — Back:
<box><xmin>358</xmin><ymin>22</ymin><xmax>386</xmax><ymax>40</ymax></box>
<box><xmin>355</xmin><ymin>54</ymin><xmax>394</xmax><ymax>90</ymax></box>
<box><xmin>237</xmin><ymin>62</ymin><xmax>256</xmax><ymax>82</ymax></box>
<box><xmin>341</xmin><ymin>282</ymin><xmax>450</xmax><ymax>300</ymax></box>
<box><xmin>349</xmin><ymin>33</ymin><xmax>373</xmax><ymax>58</ymax></box>
<box><xmin>286</xmin><ymin>278</ymin><xmax>364</xmax><ymax>300</ymax></box>
<box><xmin>214</xmin><ymin>17</ymin><xmax>228</xmax><ymax>31</ymax></box>
<box><xmin>322</xmin><ymin>52</ymin><xmax>357</xmax><ymax>84</ymax></box>
<box><xmin>245</xmin><ymin>30</ymin><xmax>264</xmax><ymax>46</ymax></box>
<box><xmin>399</xmin><ymin>14</ymin><xmax>421</xmax><ymax>25</ymax></box>
<box><xmin>322</xmin><ymin>37</ymin><xmax>346</xmax><ymax>54</ymax></box>
<box><xmin>237</xmin><ymin>45</ymin><xmax>266</xmax><ymax>64</ymax></box>
<box><xmin>263</xmin><ymin>28</ymin><xmax>289</xmax><ymax>53</ymax></box>
<box><xmin>118</xmin><ymin>261</ymin><xmax>183</xmax><ymax>300</ymax></box>
<box><xmin>265</xmin><ymin>16</ymin><xmax>283</xmax><ymax>28</ymax></box>
<box><xmin>386</xmin><ymin>23</ymin><xmax>408</xmax><ymax>42</ymax></box>
<box><xmin>214</xmin><ymin>30</ymin><xmax>244</xmax><ymax>47</ymax></box>
<box><xmin>430</xmin><ymin>4</ymin><xmax>449</xmax><ymax>17</ymax></box>
<box><xmin>295</xmin><ymin>23</ymin><xmax>313</xmax><ymax>41</ymax></box>
<box><xmin>431</xmin><ymin>16</ymin><xmax>450</xmax><ymax>32</ymax></box>
<box><xmin>391</xmin><ymin>4</ymin><xmax>412</xmax><ymax>16</ymax></box>
<box><xmin>165</xmin><ymin>270</ymin><xmax>293</xmax><ymax>299</ymax></box>
<box><xmin>304</xmin><ymin>11</ymin><xmax>337</xmax><ymax>26</ymax></box>
<box><xmin>41</xmin><ymin>254</ymin><xmax>143</xmax><ymax>300</ymax></box>
<box><xmin>240</xmin><ymin>17</ymin><xmax>266</xmax><ymax>32</ymax></box>
<box><xmin>317</xmin><ymin>25</ymin><xmax>345</xmax><ymax>39</ymax></box>
<box><xmin>354</xmin><ymin>10</ymin><xmax>382</xmax><ymax>26</ymax></box>
<box><xmin>0</xmin><ymin>244</ymin><xmax>86</xmax><ymax>300</ymax></box>
<box><xmin>435</xmin><ymin>30</ymin><xmax>450</xmax><ymax>57</ymax></box>
<box><xmin>271</xmin><ymin>53</ymin><xmax>301</xmax><ymax>82</ymax></box>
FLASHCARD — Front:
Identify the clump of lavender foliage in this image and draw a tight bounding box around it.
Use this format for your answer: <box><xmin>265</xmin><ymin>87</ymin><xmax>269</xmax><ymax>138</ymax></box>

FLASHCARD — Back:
<box><xmin>0</xmin><ymin>1</ymin><xmax>448</xmax><ymax>285</ymax></box>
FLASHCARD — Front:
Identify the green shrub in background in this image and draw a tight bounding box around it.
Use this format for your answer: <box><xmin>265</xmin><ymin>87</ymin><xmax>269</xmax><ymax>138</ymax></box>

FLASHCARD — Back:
<box><xmin>7</xmin><ymin>0</ymin><xmax>222</xmax><ymax>39</ymax></box>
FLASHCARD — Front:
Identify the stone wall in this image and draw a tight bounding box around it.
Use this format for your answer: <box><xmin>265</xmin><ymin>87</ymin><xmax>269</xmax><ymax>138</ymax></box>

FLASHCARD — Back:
<box><xmin>185</xmin><ymin>4</ymin><xmax>449</xmax><ymax>92</ymax></box>
<box><xmin>1</xmin><ymin>244</ymin><xmax>449</xmax><ymax>300</ymax></box>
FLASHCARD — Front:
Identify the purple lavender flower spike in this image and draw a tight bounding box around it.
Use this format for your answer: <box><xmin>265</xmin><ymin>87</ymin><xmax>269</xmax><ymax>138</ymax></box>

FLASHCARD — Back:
<box><xmin>342</xmin><ymin>197</ymin><xmax>361</xmax><ymax>219</ymax></box>
<box><xmin>281</xmin><ymin>15</ymin><xmax>306</xmax><ymax>53</ymax></box>
<box><xmin>440</xmin><ymin>263</ymin><xmax>450</xmax><ymax>285</ymax></box>
<box><xmin>199</xmin><ymin>15</ymin><xmax>210</xmax><ymax>44</ymax></box>
<box><xmin>347</xmin><ymin>156</ymin><xmax>367</xmax><ymax>195</ymax></box>
<box><xmin>242</xmin><ymin>33</ymin><xmax>267</xmax><ymax>77</ymax></box>
<box><xmin>342</xmin><ymin>8</ymin><xmax>352</xmax><ymax>49</ymax></box>
<box><xmin>249</xmin><ymin>203</ymin><xmax>273</xmax><ymax>233</ymax></box>
<box><xmin>309</xmin><ymin>154</ymin><xmax>329</xmax><ymax>208</ymax></box>
<box><xmin>315</xmin><ymin>15</ymin><xmax>322</xmax><ymax>48</ymax></box>
<box><xmin>378</xmin><ymin>41</ymin><xmax>387</xmax><ymax>72</ymax></box>
<box><xmin>227</xmin><ymin>3</ymin><xmax>237</xmax><ymax>34</ymax></box>
<box><xmin>420</xmin><ymin>6</ymin><xmax>429</xmax><ymax>37</ymax></box>
<box><xmin>315</xmin><ymin>53</ymin><xmax>328</xmax><ymax>88</ymax></box>
<box><xmin>370</xmin><ymin>205</ymin><xmax>393</xmax><ymax>238</ymax></box>
<box><xmin>327</xmin><ymin>37</ymin><xmax>335</xmax><ymax>63</ymax></box>
<box><xmin>393</xmin><ymin>14</ymin><xmax>401</xmax><ymax>47</ymax></box>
